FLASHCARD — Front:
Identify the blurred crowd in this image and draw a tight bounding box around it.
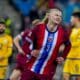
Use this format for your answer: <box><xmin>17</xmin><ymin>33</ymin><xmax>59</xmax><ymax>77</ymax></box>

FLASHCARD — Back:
<box><xmin>8</xmin><ymin>0</ymin><xmax>80</xmax><ymax>31</ymax></box>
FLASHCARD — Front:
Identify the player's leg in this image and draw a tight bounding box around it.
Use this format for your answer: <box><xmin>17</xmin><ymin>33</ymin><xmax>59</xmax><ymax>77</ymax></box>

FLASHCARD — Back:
<box><xmin>63</xmin><ymin>73</ymin><xmax>70</xmax><ymax>80</ymax></box>
<box><xmin>10</xmin><ymin>54</ymin><xmax>27</xmax><ymax>80</ymax></box>
<box><xmin>0</xmin><ymin>66</ymin><xmax>7</xmax><ymax>80</ymax></box>
<box><xmin>63</xmin><ymin>59</ymin><xmax>71</xmax><ymax>80</ymax></box>
<box><xmin>20</xmin><ymin>69</ymin><xmax>36</xmax><ymax>80</ymax></box>
<box><xmin>72</xmin><ymin>59</ymin><xmax>80</xmax><ymax>80</ymax></box>
<box><xmin>10</xmin><ymin>69</ymin><xmax>21</xmax><ymax>80</ymax></box>
<box><xmin>38</xmin><ymin>74</ymin><xmax>53</xmax><ymax>80</ymax></box>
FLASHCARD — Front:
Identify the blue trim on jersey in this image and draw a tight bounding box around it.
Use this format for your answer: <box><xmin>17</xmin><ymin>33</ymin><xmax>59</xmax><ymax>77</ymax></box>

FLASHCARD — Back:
<box><xmin>34</xmin><ymin>32</ymin><xmax>55</xmax><ymax>73</ymax></box>
<box><xmin>46</xmin><ymin>26</ymin><xmax>58</xmax><ymax>33</ymax></box>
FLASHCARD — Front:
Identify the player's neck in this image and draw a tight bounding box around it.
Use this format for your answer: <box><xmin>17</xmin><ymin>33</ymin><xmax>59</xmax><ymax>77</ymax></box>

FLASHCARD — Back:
<box><xmin>47</xmin><ymin>21</ymin><xmax>58</xmax><ymax>32</ymax></box>
<box><xmin>75</xmin><ymin>22</ymin><xmax>80</xmax><ymax>28</ymax></box>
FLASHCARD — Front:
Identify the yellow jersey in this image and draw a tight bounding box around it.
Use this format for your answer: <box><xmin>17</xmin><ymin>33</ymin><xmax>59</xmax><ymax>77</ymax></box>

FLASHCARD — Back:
<box><xmin>67</xmin><ymin>28</ymin><xmax>80</xmax><ymax>58</ymax></box>
<box><xmin>0</xmin><ymin>34</ymin><xmax>13</xmax><ymax>66</ymax></box>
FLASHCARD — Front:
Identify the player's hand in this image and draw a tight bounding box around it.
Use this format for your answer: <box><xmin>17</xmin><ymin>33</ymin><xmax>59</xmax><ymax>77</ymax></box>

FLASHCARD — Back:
<box><xmin>0</xmin><ymin>57</ymin><xmax>5</xmax><ymax>61</ymax></box>
<box><xmin>31</xmin><ymin>50</ymin><xmax>40</xmax><ymax>57</ymax></box>
<box><xmin>59</xmin><ymin>44</ymin><xmax>65</xmax><ymax>52</ymax></box>
<box><xmin>18</xmin><ymin>48</ymin><xmax>25</xmax><ymax>55</ymax></box>
<box><xmin>56</xmin><ymin>57</ymin><xmax>64</xmax><ymax>64</ymax></box>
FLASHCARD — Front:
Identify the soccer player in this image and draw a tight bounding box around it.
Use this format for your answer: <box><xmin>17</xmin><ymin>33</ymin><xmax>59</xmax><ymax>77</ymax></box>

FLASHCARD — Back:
<box><xmin>10</xmin><ymin>29</ymin><xmax>33</xmax><ymax>80</ymax></box>
<box><xmin>10</xmin><ymin>19</ymin><xmax>44</xmax><ymax>80</ymax></box>
<box><xmin>63</xmin><ymin>11</ymin><xmax>80</xmax><ymax>80</ymax></box>
<box><xmin>18</xmin><ymin>7</ymin><xmax>71</xmax><ymax>80</ymax></box>
<box><xmin>0</xmin><ymin>19</ymin><xmax>13</xmax><ymax>79</ymax></box>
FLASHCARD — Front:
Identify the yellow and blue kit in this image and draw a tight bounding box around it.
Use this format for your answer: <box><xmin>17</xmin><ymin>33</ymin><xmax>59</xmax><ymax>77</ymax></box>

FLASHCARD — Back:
<box><xmin>63</xmin><ymin>28</ymin><xmax>80</xmax><ymax>75</ymax></box>
<box><xmin>0</xmin><ymin>34</ymin><xmax>13</xmax><ymax>79</ymax></box>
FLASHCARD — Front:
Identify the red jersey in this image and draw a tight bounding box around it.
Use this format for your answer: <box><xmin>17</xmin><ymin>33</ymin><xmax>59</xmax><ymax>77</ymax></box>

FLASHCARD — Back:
<box><xmin>16</xmin><ymin>29</ymin><xmax>33</xmax><ymax>71</ymax></box>
<box><xmin>21</xmin><ymin>24</ymin><xmax>71</xmax><ymax>75</ymax></box>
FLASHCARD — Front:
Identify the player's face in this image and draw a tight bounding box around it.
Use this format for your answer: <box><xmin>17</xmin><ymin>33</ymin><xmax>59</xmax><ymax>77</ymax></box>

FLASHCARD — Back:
<box><xmin>0</xmin><ymin>24</ymin><xmax>6</xmax><ymax>34</ymax></box>
<box><xmin>70</xmin><ymin>16</ymin><xmax>78</xmax><ymax>26</ymax></box>
<box><xmin>48</xmin><ymin>9</ymin><xmax>62</xmax><ymax>25</ymax></box>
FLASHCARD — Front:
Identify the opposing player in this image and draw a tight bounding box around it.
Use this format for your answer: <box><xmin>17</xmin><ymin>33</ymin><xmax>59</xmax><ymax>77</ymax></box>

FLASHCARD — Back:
<box><xmin>63</xmin><ymin>11</ymin><xmax>80</xmax><ymax>80</ymax></box>
<box><xmin>10</xmin><ymin>19</ymin><xmax>45</xmax><ymax>80</ymax></box>
<box><xmin>0</xmin><ymin>19</ymin><xmax>13</xmax><ymax>79</ymax></box>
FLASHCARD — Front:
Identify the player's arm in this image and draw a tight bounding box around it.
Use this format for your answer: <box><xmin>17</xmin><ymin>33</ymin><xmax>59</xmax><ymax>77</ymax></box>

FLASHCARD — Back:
<box><xmin>4</xmin><ymin>36</ymin><xmax>13</xmax><ymax>58</ymax></box>
<box><xmin>31</xmin><ymin>50</ymin><xmax>40</xmax><ymax>57</ymax></box>
<box><xmin>56</xmin><ymin>31</ymin><xmax>71</xmax><ymax>64</ymax></box>
<box><xmin>14</xmin><ymin>32</ymin><xmax>25</xmax><ymax>55</ymax></box>
<box><xmin>61</xmin><ymin>32</ymin><xmax>71</xmax><ymax>59</ymax></box>
<box><xmin>56</xmin><ymin>42</ymin><xmax>71</xmax><ymax>64</ymax></box>
<box><xmin>10</xmin><ymin>69</ymin><xmax>21</xmax><ymax>80</ymax></box>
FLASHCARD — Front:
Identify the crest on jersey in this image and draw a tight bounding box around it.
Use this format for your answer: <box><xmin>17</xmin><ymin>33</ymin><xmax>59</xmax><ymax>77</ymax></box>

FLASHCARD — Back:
<box><xmin>48</xmin><ymin>35</ymin><xmax>53</xmax><ymax>42</ymax></box>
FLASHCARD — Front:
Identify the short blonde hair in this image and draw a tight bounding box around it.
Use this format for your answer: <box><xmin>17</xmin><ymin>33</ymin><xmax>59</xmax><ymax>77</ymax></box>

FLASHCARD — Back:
<box><xmin>32</xmin><ymin>19</ymin><xmax>41</xmax><ymax>26</ymax></box>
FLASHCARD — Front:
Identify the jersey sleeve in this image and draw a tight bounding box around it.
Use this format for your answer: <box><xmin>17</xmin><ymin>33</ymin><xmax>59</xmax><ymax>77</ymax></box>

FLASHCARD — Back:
<box><xmin>18</xmin><ymin>29</ymin><xmax>33</xmax><ymax>44</ymax></box>
<box><xmin>62</xmin><ymin>30</ymin><xmax>71</xmax><ymax>59</ymax></box>
<box><xmin>72</xmin><ymin>31</ymin><xmax>80</xmax><ymax>47</ymax></box>
<box><xmin>4</xmin><ymin>36</ymin><xmax>13</xmax><ymax>58</ymax></box>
